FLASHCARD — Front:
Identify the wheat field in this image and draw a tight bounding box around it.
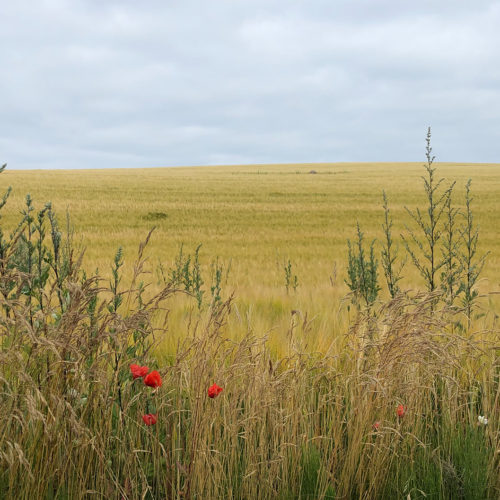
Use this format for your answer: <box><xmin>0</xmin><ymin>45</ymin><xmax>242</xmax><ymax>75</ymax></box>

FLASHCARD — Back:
<box><xmin>2</xmin><ymin>162</ymin><xmax>500</xmax><ymax>351</ymax></box>
<box><xmin>0</xmin><ymin>162</ymin><xmax>499</xmax><ymax>499</ymax></box>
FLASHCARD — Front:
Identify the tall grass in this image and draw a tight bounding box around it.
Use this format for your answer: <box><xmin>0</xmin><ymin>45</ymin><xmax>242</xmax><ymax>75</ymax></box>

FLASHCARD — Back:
<box><xmin>0</xmin><ymin>202</ymin><xmax>498</xmax><ymax>498</ymax></box>
<box><xmin>1</xmin><ymin>155</ymin><xmax>499</xmax><ymax>498</ymax></box>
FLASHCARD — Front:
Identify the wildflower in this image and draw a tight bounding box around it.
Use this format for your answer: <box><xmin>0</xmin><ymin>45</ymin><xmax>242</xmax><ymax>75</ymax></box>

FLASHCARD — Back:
<box><xmin>397</xmin><ymin>404</ymin><xmax>406</xmax><ymax>418</ymax></box>
<box><xmin>144</xmin><ymin>370</ymin><xmax>162</xmax><ymax>388</ymax></box>
<box><xmin>478</xmin><ymin>415</ymin><xmax>488</xmax><ymax>425</ymax></box>
<box><xmin>130</xmin><ymin>364</ymin><xmax>149</xmax><ymax>379</ymax></box>
<box><xmin>373</xmin><ymin>421</ymin><xmax>380</xmax><ymax>431</ymax></box>
<box><xmin>142</xmin><ymin>414</ymin><xmax>157</xmax><ymax>426</ymax></box>
<box><xmin>208</xmin><ymin>383</ymin><xmax>223</xmax><ymax>398</ymax></box>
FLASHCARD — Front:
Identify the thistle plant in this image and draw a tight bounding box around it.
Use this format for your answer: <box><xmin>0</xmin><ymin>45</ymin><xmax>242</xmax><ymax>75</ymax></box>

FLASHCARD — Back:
<box><xmin>20</xmin><ymin>195</ymin><xmax>36</xmax><ymax>325</ymax></box>
<box><xmin>381</xmin><ymin>191</ymin><xmax>404</xmax><ymax>298</ymax></box>
<box><xmin>46</xmin><ymin>207</ymin><xmax>75</xmax><ymax>312</ymax></box>
<box><xmin>458</xmin><ymin>179</ymin><xmax>489</xmax><ymax>327</ymax></box>
<box><xmin>440</xmin><ymin>192</ymin><xmax>463</xmax><ymax>307</ymax></box>
<box><xmin>33</xmin><ymin>203</ymin><xmax>51</xmax><ymax>315</ymax></box>
<box><xmin>401</xmin><ymin>127</ymin><xmax>454</xmax><ymax>292</ymax></box>
<box><xmin>345</xmin><ymin>223</ymin><xmax>380</xmax><ymax>308</ymax></box>
<box><xmin>210</xmin><ymin>257</ymin><xmax>227</xmax><ymax>307</ymax></box>
<box><xmin>0</xmin><ymin>164</ymin><xmax>12</xmax><ymax>262</ymax></box>
<box><xmin>191</xmin><ymin>244</ymin><xmax>204</xmax><ymax>308</ymax></box>
<box><xmin>0</xmin><ymin>164</ymin><xmax>14</xmax><ymax>312</ymax></box>
<box><xmin>167</xmin><ymin>243</ymin><xmax>187</xmax><ymax>288</ymax></box>
<box><xmin>110</xmin><ymin>246</ymin><xmax>124</xmax><ymax>313</ymax></box>
<box><xmin>159</xmin><ymin>243</ymin><xmax>206</xmax><ymax>308</ymax></box>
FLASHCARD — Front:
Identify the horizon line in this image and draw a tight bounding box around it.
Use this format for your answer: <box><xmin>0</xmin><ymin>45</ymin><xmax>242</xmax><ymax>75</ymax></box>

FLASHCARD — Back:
<box><xmin>3</xmin><ymin>160</ymin><xmax>500</xmax><ymax>173</ymax></box>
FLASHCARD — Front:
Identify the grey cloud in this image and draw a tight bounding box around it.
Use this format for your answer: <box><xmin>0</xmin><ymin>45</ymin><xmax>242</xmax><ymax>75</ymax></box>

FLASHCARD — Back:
<box><xmin>0</xmin><ymin>0</ymin><xmax>499</xmax><ymax>169</ymax></box>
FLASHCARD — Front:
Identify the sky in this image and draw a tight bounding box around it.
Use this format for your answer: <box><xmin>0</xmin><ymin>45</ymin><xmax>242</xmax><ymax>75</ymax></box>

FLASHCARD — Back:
<box><xmin>1</xmin><ymin>0</ymin><xmax>499</xmax><ymax>170</ymax></box>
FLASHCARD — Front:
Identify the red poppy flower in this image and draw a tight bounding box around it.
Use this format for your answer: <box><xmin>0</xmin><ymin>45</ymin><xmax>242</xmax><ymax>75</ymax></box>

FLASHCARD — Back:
<box><xmin>142</xmin><ymin>413</ymin><xmax>157</xmax><ymax>426</ymax></box>
<box><xmin>208</xmin><ymin>383</ymin><xmax>223</xmax><ymax>398</ymax></box>
<box><xmin>397</xmin><ymin>404</ymin><xmax>406</xmax><ymax>418</ymax></box>
<box><xmin>373</xmin><ymin>421</ymin><xmax>380</xmax><ymax>431</ymax></box>
<box><xmin>144</xmin><ymin>370</ymin><xmax>162</xmax><ymax>388</ymax></box>
<box><xmin>130</xmin><ymin>364</ymin><xmax>149</xmax><ymax>379</ymax></box>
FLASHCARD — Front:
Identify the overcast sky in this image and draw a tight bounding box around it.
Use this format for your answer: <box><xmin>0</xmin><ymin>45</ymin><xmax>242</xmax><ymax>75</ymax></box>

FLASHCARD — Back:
<box><xmin>1</xmin><ymin>0</ymin><xmax>499</xmax><ymax>169</ymax></box>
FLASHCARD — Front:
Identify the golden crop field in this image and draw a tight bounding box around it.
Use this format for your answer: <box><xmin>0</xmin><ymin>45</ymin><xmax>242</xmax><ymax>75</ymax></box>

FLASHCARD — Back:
<box><xmin>1</xmin><ymin>162</ymin><xmax>499</xmax><ymax>498</ymax></box>
<box><xmin>3</xmin><ymin>162</ymin><xmax>500</xmax><ymax>353</ymax></box>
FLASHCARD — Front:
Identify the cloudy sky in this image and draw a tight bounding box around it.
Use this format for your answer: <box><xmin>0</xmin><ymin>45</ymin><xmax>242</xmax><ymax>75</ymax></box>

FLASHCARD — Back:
<box><xmin>1</xmin><ymin>0</ymin><xmax>499</xmax><ymax>169</ymax></box>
